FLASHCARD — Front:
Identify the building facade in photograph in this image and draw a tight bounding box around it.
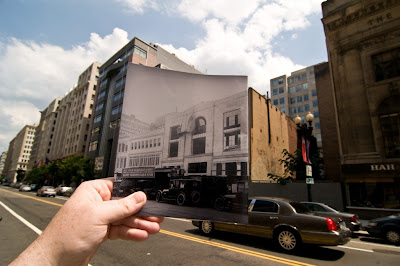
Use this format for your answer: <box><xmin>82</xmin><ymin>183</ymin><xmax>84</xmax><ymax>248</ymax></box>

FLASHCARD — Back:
<box><xmin>50</xmin><ymin>62</ymin><xmax>101</xmax><ymax>160</ymax></box>
<box><xmin>115</xmin><ymin>91</ymin><xmax>249</xmax><ymax>178</ymax></box>
<box><xmin>322</xmin><ymin>0</ymin><xmax>400</xmax><ymax>208</ymax></box>
<box><xmin>3</xmin><ymin>125</ymin><xmax>36</xmax><ymax>182</ymax></box>
<box><xmin>28</xmin><ymin>98</ymin><xmax>60</xmax><ymax>170</ymax></box>
<box><xmin>87</xmin><ymin>37</ymin><xmax>202</xmax><ymax>177</ymax></box>
<box><xmin>270</xmin><ymin>64</ymin><xmax>323</xmax><ymax>149</ymax></box>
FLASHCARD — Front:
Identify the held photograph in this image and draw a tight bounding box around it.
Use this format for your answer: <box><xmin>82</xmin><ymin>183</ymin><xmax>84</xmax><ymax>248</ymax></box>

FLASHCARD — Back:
<box><xmin>112</xmin><ymin>64</ymin><xmax>249</xmax><ymax>224</ymax></box>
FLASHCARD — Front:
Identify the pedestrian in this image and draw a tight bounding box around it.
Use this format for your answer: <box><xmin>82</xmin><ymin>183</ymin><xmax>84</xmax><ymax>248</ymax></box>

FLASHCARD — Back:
<box><xmin>10</xmin><ymin>178</ymin><xmax>164</xmax><ymax>265</ymax></box>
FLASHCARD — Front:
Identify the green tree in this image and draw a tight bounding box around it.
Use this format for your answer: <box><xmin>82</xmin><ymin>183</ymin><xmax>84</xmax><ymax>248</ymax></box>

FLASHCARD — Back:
<box><xmin>58</xmin><ymin>155</ymin><xmax>95</xmax><ymax>185</ymax></box>
<box><xmin>16</xmin><ymin>169</ymin><xmax>26</xmax><ymax>182</ymax></box>
<box><xmin>268</xmin><ymin>148</ymin><xmax>324</xmax><ymax>184</ymax></box>
<box><xmin>24</xmin><ymin>165</ymin><xmax>48</xmax><ymax>186</ymax></box>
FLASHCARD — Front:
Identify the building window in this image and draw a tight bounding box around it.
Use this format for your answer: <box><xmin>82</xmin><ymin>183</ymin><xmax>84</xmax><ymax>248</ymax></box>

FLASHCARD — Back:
<box><xmin>113</xmin><ymin>90</ymin><xmax>125</xmax><ymax>102</ymax></box>
<box><xmin>188</xmin><ymin>162</ymin><xmax>207</xmax><ymax>173</ymax></box>
<box><xmin>216</xmin><ymin>163</ymin><xmax>222</xmax><ymax>175</ymax></box>
<box><xmin>95</xmin><ymin>102</ymin><xmax>104</xmax><ymax>112</ymax></box>
<box><xmin>279</xmin><ymin>98</ymin><xmax>285</xmax><ymax>104</ymax></box>
<box><xmin>312</xmin><ymin>100</ymin><xmax>318</xmax><ymax>108</ymax></box>
<box><xmin>297</xmin><ymin>96</ymin><xmax>303</xmax><ymax>103</ymax></box>
<box><xmin>291</xmin><ymin>107</ymin><xmax>297</xmax><ymax>114</ymax></box>
<box><xmin>115</xmin><ymin>78</ymin><xmax>123</xmax><ymax>89</ymax></box>
<box><xmin>296</xmin><ymin>85</ymin><xmax>302</xmax><ymax>92</ymax></box>
<box><xmin>280</xmin><ymin>107</ymin><xmax>286</xmax><ymax>113</ymax></box>
<box><xmin>273</xmin><ymin>99</ymin><xmax>279</xmax><ymax>105</ymax></box>
<box><xmin>304</xmin><ymin>94</ymin><xmax>309</xmax><ymax>101</ymax></box>
<box><xmin>194</xmin><ymin>117</ymin><xmax>206</xmax><ymax>134</ymax></box>
<box><xmin>301</xmin><ymin>73</ymin><xmax>307</xmax><ymax>80</ymax></box>
<box><xmin>315</xmin><ymin>122</ymin><xmax>320</xmax><ymax>130</ymax></box>
<box><xmin>278</xmin><ymin>87</ymin><xmax>284</xmax><ymax>94</ymax></box>
<box><xmin>298</xmin><ymin>105</ymin><xmax>304</xmax><ymax>113</ymax></box>
<box><xmin>272</xmin><ymin>88</ymin><xmax>278</xmax><ymax>95</ymax></box>
<box><xmin>314</xmin><ymin>111</ymin><xmax>319</xmax><ymax>118</ymax></box>
<box><xmin>305</xmin><ymin>104</ymin><xmax>310</xmax><ymax>111</ymax></box>
<box><xmin>378</xmin><ymin>95</ymin><xmax>400</xmax><ymax>157</ymax></box>
<box><xmin>372</xmin><ymin>47</ymin><xmax>400</xmax><ymax>82</ymax></box>
<box><xmin>226</xmin><ymin>162</ymin><xmax>237</xmax><ymax>176</ymax></box>
<box><xmin>193</xmin><ymin>137</ymin><xmax>206</xmax><ymax>154</ymax></box>
<box><xmin>134</xmin><ymin>46</ymin><xmax>147</xmax><ymax>59</ymax></box>
<box><xmin>272</xmin><ymin>79</ymin><xmax>278</xmax><ymax>86</ymax></box>
<box><xmin>224</xmin><ymin>130</ymin><xmax>240</xmax><ymax>150</ymax></box>
<box><xmin>224</xmin><ymin>110</ymin><xmax>240</xmax><ymax>129</ymax></box>
<box><xmin>170</xmin><ymin>126</ymin><xmax>180</xmax><ymax>140</ymax></box>
<box><xmin>303</xmin><ymin>83</ymin><xmax>308</xmax><ymax>90</ymax></box>
<box><xmin>97</xmin><ymin>90</ymin><xmax>106</xmax><ymax>100</ymax></box>
<box><xmin>241</xmin><ymin>162</ymin><xmax>247</xmax><ymax>176</ymax></box>
<box><xmin>169</xmin><ymin>126</ymin><xmax>180</xmax><ymax>157</ymax></box>
<box><xmin>278</xmin><ymin>78</ymin><xmax>284</xmax><ymax>84</ymax></box>
<box><xmin>290</xmin><ymin>97</ymin><xmax>296</xmax><ymax>104</ymax></box>
<box><xmin>94</xmin><ymin>115</ymin><xmax>102</xmax><ymax>123</ymax></box>
<box><xmin>311</xmin><ymin>89</ymin><xmax>317</xmax><ymax>97</ymax></box>
<box><xmin>100</xmin><ymin>79</ymin><xmax>108</xmax><ymax>88</ymax></box>
<box><xmin>111</xmin><ymin>104</ymin><xmax>123</xmax><ymax>115</ymax></box>
<box><xmin>289</xmin><ymin>86</ymin><xmax>295</xmax><ymax>93</ymax></box>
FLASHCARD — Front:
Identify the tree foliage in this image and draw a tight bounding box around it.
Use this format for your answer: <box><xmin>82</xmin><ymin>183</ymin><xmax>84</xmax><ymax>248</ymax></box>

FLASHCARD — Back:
<box><xmin>268</xmin><ymin>148</ymin><xmax>324</xmax><ymax>185</ymax></box>
<box><xmin>24</xmin><ymin>155</ymin><xmax>95</xmax><ymax>186</ymax></box>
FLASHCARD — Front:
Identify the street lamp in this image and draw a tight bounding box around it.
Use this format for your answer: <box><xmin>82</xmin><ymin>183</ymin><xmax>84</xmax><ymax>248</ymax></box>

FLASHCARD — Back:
<box><xmin>294</xmin><ymin>112</ymin><xmax>315</xmax><ymax>201</ymax></box>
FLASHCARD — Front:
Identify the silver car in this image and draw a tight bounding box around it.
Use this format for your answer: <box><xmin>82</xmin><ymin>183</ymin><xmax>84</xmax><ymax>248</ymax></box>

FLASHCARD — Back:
<box><xmin>36</xmin><ymin>186</ymin><xmax>57</xmax><ymax>197</ymax></box>
<box><xmin>301</xmin><ymin>202</ymin><xmax>361</xmax><ymax>232</ymax></box>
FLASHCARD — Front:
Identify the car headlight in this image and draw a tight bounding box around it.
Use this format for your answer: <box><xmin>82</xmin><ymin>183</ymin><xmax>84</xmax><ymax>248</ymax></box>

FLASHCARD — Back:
<box><xmin>368</xmin><ymin>222</ymin><xmax>377</xmax><ymax>227</ymax></box>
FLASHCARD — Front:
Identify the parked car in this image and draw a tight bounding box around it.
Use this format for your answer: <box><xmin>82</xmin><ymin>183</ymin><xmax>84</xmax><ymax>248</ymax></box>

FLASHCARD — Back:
<box><xmin>63</xmin><ymin>187</ymin><xmax>75</xmax><ymax>197</ymax></box>
<box><xmin>19</xmin><ymin>184</ymin><xmax>31</xmax><ymax>192</ymax></box>
<box><xmin>301</xmin><ymin>202</ymin><xmax>361</xmax><ymax>232</ymax></box>
<box><xmin>56</xmin><ymin>185</ymin><xmax>72</xmax><ymax>195</ymax></box>
<box><xmin>36</xmin><ymin>186</ymin><xmax>57</xmax><ymax>197</ymax></box>
<box><xmin>365</xmin><ymin>213</ymin><xmax>400</xmax><ymax>245</ymax></box>
<box><xmin>192</xmin><ymin>197</ymin><xmax>351</xmax><ymax>251</ymax></box>
<box><xmin>30</xmin><ymin>184</ymin><xmax>39</xmax><ymax>191</ymax></box>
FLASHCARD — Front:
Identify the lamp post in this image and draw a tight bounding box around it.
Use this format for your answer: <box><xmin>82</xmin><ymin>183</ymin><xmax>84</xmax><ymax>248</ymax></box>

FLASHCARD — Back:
<box><xmin>294</xmin><ymin>112</ymin><xmax>314</xmax><ymax>202</ymax></box>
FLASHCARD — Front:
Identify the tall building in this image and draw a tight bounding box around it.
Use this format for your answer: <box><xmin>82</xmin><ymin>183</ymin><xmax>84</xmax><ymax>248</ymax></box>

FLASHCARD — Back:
<box><xmin>3</xmin><ymin>125</ymin><xmax>36</xmax><ymax>182</ymax></box>
<box><xmin>321</xmin><ymin>0</ymin><xmax>400</xmax><ymax>208</ymax></box>
<box><xmin>87</xmin><ymin>37</ymin><xmax>202</xmax><ymax>177</ymax></box>
<box><xmin>0</xmin><ymin>151</ymin><xmax>8</xmax><ymax>178</ymax></box>
<box><xmin>270</xmin><ymin>64</ymin><xmax>323</xmax><ymax>149</ymax></box>
<box><xmin>50</xmin><ymin>62</ymin><xmax>100</xmax><ymax>160</ymax></box>
<box><xmin>28</xmin><ymin>98</ymin><xmax>60</xmax><ymax>169</ymax></box>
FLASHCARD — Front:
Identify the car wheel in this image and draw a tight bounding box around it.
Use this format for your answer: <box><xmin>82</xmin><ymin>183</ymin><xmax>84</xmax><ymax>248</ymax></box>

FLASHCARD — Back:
<box><xmin>176</xmin><ymin>192</ymin><xmax>186</xmax><ymax>206</ymax></box>
<box><xmin>214</xmin><ymin>196</ymin><xmax>225</xmax><ymax>211</ymax></box>
<box><xmin>275</xmin><ymin>228</ymin><xmax>300</xmax><ymax>251</ymax></box>
<box><xmin>200</xmin><ymin>221</ymin><xmax>214</xmax><ymax>234</ymax></box>
<box><xmin>385</xmin><ymin>229</ymin><xmax>400</xmax><ymax>245</ymax></box>
<box><xmin>156</xmin><ymin>191</ymin><xmax>162</xmax><ymax>202</ymax></box>
<box><xmin>191</xmin><ymin>191</ymin><xmax>201</xmax><ymax>205</ymax></box>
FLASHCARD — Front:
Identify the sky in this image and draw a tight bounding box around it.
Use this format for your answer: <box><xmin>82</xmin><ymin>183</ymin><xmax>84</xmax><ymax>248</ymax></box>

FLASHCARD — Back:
<box><xmin>0</xmin><ymin>0</ymin><xmax>328</xmax><ymax>152</ymax></box>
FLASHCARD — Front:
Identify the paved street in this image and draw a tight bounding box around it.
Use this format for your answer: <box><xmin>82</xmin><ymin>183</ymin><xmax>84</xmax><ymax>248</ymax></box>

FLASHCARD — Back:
<box><xmin>1</xmin><ymin>186</ymin><xmax>400</xmax><ymax>266</ymax></box>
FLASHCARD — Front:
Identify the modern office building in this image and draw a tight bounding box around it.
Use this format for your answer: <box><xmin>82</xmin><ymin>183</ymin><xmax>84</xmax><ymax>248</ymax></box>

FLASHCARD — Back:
<box><xmin>321</xmin><ymin>0</ymin><xmax>400</xmax><ymax>208</ymax></box>
<box><xmin>3</xmin><ymin>125</ymin><xmax>36</xmax><ymax>182</ymax></box>
<box><xmin>50</xmin><ymin>62</ymin><xmax>101</xmax><ymax>160</ymax></box>
<box><xmin>87</xmin><ymin>37</ymin><xmax>202</xmax><ymax>177</ymax></box>
<box><xmin>270</xmin><ymin>64</ymin><xmax>323</xmax><ymax>149</ymax></box>
<box><xmin>28</xmin><ymin>98</ymin><xmax>60</xmax><ymax>170</ymax></box>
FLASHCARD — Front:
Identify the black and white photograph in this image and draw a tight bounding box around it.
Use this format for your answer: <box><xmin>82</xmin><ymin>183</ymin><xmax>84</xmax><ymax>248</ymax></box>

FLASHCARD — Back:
<box><xmin>112</xmin><ymin>64</ymin><xmax>249</xmax><ymax>223</ymax></box>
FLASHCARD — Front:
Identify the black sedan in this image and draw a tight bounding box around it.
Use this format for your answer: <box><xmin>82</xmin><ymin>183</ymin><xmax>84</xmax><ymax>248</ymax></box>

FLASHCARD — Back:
<box><xmin>192</xmin><ymin>197</ymin><xmax>351</xmax><ymax>252</ymax></box>
<box><xmin>301</xmin><ymin>201</ymin><xmax>361</xmax><ymax>232</ymax></box>
<box><xmin>365</xmin><ymin>213</ymin><xmax>400</xmax><ymax>245</ymax></box>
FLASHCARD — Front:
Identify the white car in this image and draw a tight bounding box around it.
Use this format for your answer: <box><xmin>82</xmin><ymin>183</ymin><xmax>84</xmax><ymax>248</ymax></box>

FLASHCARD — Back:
<box><xmin>56</xmin><ymin>185</ymin><xmax>72</xmax><ymax>195</ymax></box>
<box><xmin>37</xmin><ymin>186</ymin><xmax>57</xmax><ymax>197</ymax></box>
<box><xmin>19</xmin><ymin>185</ymin><xmax>31</xmax><ymax>192</ymax></box>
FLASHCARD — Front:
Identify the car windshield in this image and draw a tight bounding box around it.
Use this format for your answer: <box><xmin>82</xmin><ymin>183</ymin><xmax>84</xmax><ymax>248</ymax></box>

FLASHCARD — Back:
<box><xmin>290</xmin><ymin>202</ymin><xmax>311</xmax><ymax>214</ymax></box>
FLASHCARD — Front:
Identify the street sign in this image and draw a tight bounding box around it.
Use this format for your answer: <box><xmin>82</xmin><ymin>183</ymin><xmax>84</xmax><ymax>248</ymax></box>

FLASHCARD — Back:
<box><xmin>306</xmin><ymin>178</ymin><xmax>314</xmax><ymax>184</ymax></box>
<box><xmin>306</xmin><ymin>165</ymin><xmax>312</xmax><ymax>177</ymax></box>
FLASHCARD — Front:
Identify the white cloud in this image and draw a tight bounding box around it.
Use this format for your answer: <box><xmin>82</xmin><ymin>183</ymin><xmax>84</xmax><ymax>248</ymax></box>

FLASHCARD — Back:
<box><xmin>115</xmin><ymin>0</ymin><xmax>159</xmax><ymax>13</ymax></box>
<box><xmin>0</xmin><ymin>28</ymin><xmax>130</xmax><ymax>151</ymax></box>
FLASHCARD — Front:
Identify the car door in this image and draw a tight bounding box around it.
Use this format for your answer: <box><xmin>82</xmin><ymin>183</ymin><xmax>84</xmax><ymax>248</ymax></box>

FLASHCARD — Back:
<box><xmin>247</xmin><ymin>199</ymin><xmax>280</xmax><ymax>238</ymax></box>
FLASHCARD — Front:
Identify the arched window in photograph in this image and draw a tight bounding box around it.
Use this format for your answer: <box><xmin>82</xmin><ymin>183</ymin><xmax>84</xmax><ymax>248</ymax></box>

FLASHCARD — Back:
<box><xmin>378</xmin><ymin>95</ymin><xmax>400</xmax><ymax>158</ymax></box>
<box><xmin>193</xmin><ymin>117</ymin><xmax>206</xmax><ymax>155</ymax></box>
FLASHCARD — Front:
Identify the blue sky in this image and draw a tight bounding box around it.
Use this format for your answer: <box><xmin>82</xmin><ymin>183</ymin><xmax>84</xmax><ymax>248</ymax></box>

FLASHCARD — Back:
<box><xmin>0</xmin><ymin>0</ymin><xmax>327</xmax><ymax>152</ymax></box>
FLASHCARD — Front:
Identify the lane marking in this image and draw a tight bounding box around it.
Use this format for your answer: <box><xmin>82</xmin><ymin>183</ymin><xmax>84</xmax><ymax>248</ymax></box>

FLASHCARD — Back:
<box><xmin>160</xmin><ymin>229</ymin><xmax>314</xmax><ymax>266</ymax></box>
<box><xmin>350</xmin><ymin>239</ymin><xmax>400</xmax><ymax>249</ymax></box>
<box><xmin>337</xmin><ymin>245</ymin><xmax>373</xmax><ymax>253</ymax></box>
<box><xmin>0</xmin><ymin>188</ymin><xmax>63</xmax><ymax>207</ymax></box>
<box><xmin>0</xmin><ymin>200</ymin><xmax>43</xmax><ymax>235</ymax></box>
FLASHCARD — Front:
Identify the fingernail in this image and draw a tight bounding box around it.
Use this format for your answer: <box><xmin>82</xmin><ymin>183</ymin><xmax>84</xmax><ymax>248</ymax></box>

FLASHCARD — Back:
<box><xmin>133</xmin><ymin>192</ymin><xmax>145</xmax><ymax>203</ymax></box>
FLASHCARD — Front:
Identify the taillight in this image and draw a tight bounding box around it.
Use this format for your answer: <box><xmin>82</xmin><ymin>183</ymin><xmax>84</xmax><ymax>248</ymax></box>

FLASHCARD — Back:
<box><xmin>43</xmin><ymin>189</ymin><xmax>47</xmax><ymax>191</ymax></box>
<box><xmin>326</xmin><ymin>218</ymin><xmax>338</xmax><ymax>231</ymax></box>
<box><xmin>350</xmin><ymin>215</ymin><xmax>359</xmax><ymax>223</ymax></box>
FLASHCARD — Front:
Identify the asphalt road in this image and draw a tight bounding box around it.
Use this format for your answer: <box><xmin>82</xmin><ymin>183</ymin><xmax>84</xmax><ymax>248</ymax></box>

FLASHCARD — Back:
<box><xmin>1</xmin><ymin>186</ymin><xmax>400</xmax><ymax>266</ymax></box>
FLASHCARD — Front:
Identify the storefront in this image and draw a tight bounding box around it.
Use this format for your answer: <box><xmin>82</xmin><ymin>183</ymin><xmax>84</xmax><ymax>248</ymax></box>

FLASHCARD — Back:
<box><xmin>343</xmin><ymin>163</ymin><xmax>400</xmax><ymax>209</ymax></box>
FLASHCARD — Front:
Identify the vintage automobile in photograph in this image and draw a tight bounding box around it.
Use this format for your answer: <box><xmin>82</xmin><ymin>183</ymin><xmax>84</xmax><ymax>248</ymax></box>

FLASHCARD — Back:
<box><xmin>192</xmin><ymin>197</ymin><xmax>351</xmax><ymax>251</ymax></box>
<box><xmin>301</xmin><ymin>201</ymin><xmax>361</xmax><ymax>232</ymax></box>
<box><xmin>133</xmin><ymin>179</ymin><xmax>157</xmax><ymax>200</ymax></box>
<box><xmin>157</xmin><ymin>178</ymin><xmax>202</xmax><ymax>206</ymax></box>
<box><xmin>36</xmin><ymin>186</ymin><xmax>57</xmax><ymax>197</ymax></box>
<box><xmin>18</xmin><ymin>184</ymin><xmax>31</xmax><ymax>192</ymax></box>
<box><xmin>365</xmin><ymin>213</ymin><xmax>400</xmax><ymax>245</ymax></box>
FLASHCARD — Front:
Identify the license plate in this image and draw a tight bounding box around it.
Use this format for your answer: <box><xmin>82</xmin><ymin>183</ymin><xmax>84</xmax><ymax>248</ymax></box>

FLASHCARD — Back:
<box><xmin>339</xmin><ymin>222</ymin><xmax>346</xmax><ymax>230</ymax></box>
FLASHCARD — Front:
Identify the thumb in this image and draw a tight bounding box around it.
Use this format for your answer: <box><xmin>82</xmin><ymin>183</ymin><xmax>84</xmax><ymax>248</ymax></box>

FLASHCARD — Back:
<box><xmin>99</xmin><ymin>191</ymin><xmax>146</xmax><ymax>223</ymax></box>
